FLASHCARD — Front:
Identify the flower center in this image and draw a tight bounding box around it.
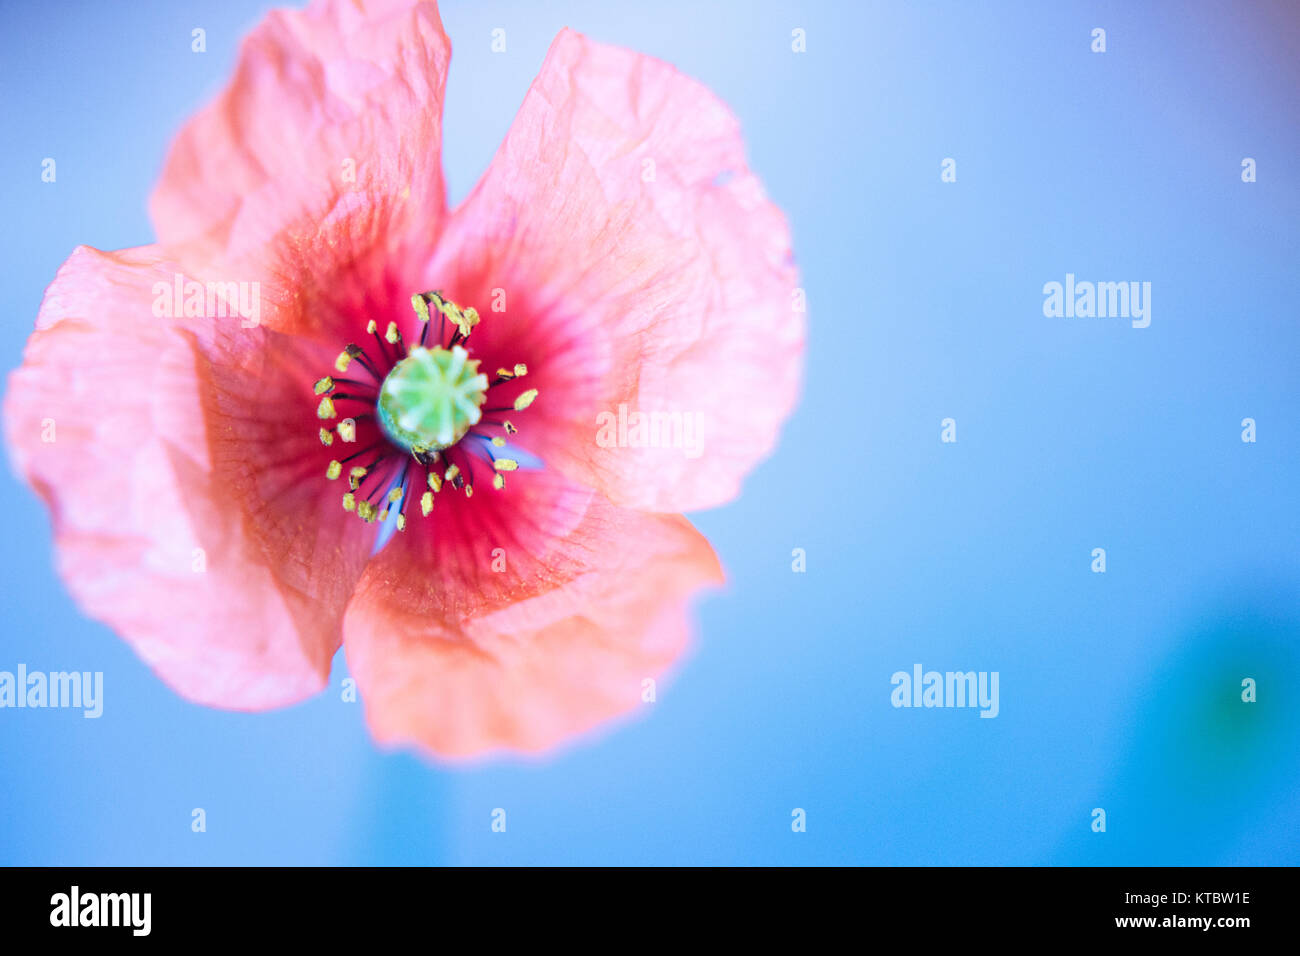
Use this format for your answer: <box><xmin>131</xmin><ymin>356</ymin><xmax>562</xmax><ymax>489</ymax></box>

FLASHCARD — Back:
<box><xmin>311</xmin><ymin>291</ymin><xmax>539</xmax><ymax>530</ymax></box>
<box><xmin>377</xmin><ymin>345</ymin><xmax>488</xmax><ymax>453</ymax></box>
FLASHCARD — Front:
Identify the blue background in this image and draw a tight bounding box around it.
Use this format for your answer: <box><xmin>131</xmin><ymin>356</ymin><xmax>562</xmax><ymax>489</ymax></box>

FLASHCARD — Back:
<box><xmin>2</xmin><ymin>0</ymin><xmax>1298</xmax><ymax>865</ymax></box>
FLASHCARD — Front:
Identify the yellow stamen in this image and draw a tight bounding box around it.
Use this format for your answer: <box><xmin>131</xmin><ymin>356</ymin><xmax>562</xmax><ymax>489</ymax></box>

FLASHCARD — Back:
<box><xmin>493</xmin><ymin>363</ymin><xmax>527</xmax><ymax>382</ymax></box>
<box><xmin>424</xmin><ymin>292</ymin><xmax>481</xmax><ymax>341</ymax></box>
<box><xmin>411</xmin><ymin>293</ymin><xmax>431</xmax><ymax>324</ymax></box>
<box><xmin>313</xmin><ymin>292</ymin><xmax>542</xmax><ymax>519</ymax></box>
<box><xmin>456</xmin><ymin>307</ymin><xmax>480</xmax><ymax>339</ymax></box>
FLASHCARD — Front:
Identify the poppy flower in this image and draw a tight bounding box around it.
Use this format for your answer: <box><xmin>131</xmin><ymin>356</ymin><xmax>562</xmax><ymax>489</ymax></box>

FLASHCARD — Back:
<box><xmin>4</xmin><ymin>0</ymin><xmax>803</xmax><ymax>757</ymax></box>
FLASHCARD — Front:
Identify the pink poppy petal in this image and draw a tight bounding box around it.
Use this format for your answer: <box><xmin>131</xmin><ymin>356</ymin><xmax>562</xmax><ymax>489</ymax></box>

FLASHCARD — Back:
<box><xmin>343</xmin><ymin>499</ymin><xmax>723</xmax><ymax>757</ymax></box>
<box><xmin>427</xmin><ymin>28</ymin><xmax>804</xmax><ymax>513</ymax></box>
<box><xmin>355</xmin><ymin>465</ymin><xmax>597</xmax><ymax>624</ymax></box>
<box><xmin>150</xmin><ymin>0</ymin><xmax>452</xmax><ymax>307</ymax></box>
<box><xmin>4</xmin><ymin>245</ymin><xmax>371</xmax><ymax>708</ymax></box>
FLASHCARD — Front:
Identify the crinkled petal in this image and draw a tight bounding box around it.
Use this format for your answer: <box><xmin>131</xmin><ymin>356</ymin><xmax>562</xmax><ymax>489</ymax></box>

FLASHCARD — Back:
<box><xmin>4</xmin><ymin>246</ymin><xmax>372</xmax><ymax>708</ymax></box>
<box><xmin>150</xmin><ymin>0</ymin><xmax>452</xmax><ymax>340</ymax></box>
<box><xmin>343</xmin><ymin>491</ymin><xmax>723</xmax><ymax>757</ymax></box>
<box><xmin>427</xmin><ymin>28</ymin><xmax>803</xmax><ymax>513</ymax></box>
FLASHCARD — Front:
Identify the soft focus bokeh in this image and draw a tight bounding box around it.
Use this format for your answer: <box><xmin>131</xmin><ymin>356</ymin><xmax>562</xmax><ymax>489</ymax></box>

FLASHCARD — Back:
<box><xmin>1</xmin><ymin>0</ymin><xmax>1297</xmax><ymax>865</ymax></box>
